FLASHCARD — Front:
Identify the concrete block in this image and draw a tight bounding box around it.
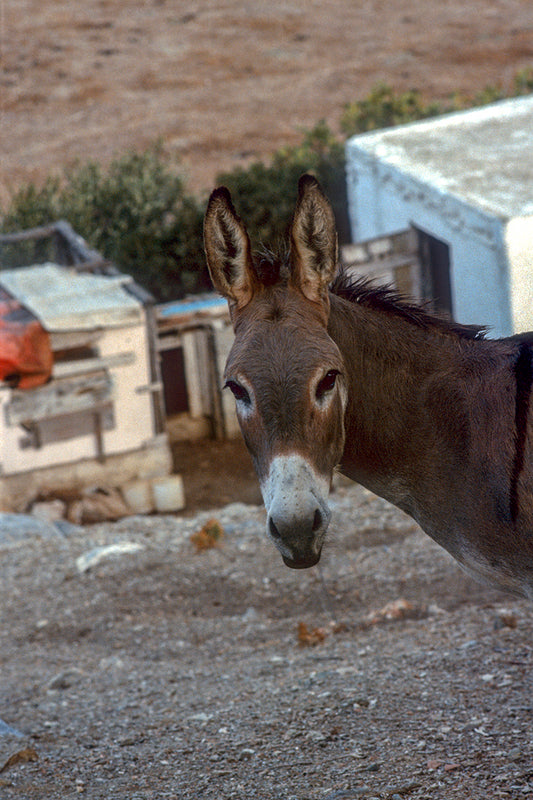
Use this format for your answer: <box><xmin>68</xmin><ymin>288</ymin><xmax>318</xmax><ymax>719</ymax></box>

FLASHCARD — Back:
<box><xmin>122</xmin><ymin>479</ymin><xmax>154</xmax><ymax>515</ymax></box>
<box><xmin>151</xmin><ymin>475</ymin><xmax>185</xmax><ymax>513</ymax></box>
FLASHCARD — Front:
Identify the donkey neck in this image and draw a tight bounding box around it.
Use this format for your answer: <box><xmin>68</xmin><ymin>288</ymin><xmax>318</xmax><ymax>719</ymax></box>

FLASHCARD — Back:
<box><xmin>327</xmin><ymin>292</ymin><xmax>514</xmax><ymax>513</ymax></box>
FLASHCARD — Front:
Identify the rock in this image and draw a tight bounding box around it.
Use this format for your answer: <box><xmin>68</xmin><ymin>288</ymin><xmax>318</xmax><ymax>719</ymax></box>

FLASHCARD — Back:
<box><xmin>0</xmin><ymin>719</ymin><xmax>23</xmax><ymax>738</ymax></box>
<box><xmin>0</xmin><ymin>720</ymin><xmax>35</xmax><ymax>776</ymax></box>
<box><xmin>0</xmin><ymin>745</ymin><xmax>38</xmax><ymax>774</ymax></box>
<box><xmin>0</xmin><ymin>514</ymin><xmax>62</xmax><ymax>546</ymax></box>
<box><xmin>241</xmin><ymin>607</ymin><xmax>259</xmax><ymax>622</ymax></box>
<box><xmin>494</xmin><ymin>609</ymin><xmax>518</xmax><ymax>629</ymax></box>
<box><xmin>122</xmin><ymin>479</ymin><xmax>154</xmax><ymax>515</ymax></box>
<box><xmin>29</xmin><ymin>499</ymin><xmax>66</xmax><ymax>524</ymax></box>
<box><xmin>188</xmin><ymin>713</ymin><xmax>211</xmax><ymax>723</ymax></box>
<box><xmin>47</xmin><ymin>668</ymin><xmax>84</xmax><ymax>690</ymax></box>
<box><xmin>151</xmin><ymin>475</ymin><xmax>185</xmax><ymax>513</ymax></box>
<box><xmin>75</xmin><ymin>542</ymin><xmax>145</xmax><ymax>573</ymax></box>
<box><xmin>67</xmin><ymin>487</ymin><xmax>130</xmax><ymax>524</ymax></box>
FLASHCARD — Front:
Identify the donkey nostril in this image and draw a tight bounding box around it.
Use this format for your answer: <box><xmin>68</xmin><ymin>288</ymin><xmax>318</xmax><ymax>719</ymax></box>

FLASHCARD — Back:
<box><xmin>269</xmin><ymin>516</ymin><xmax>282</xmax><ymax>542</ymax></box>
<box><xmin>312</xmin><ymin>508</ymin><xmax>323</xmax><ymax>532</ymax></box>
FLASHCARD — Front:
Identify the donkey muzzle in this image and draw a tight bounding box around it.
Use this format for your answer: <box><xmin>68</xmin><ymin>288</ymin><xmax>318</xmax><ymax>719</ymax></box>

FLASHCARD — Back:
<box><xmin>261</xmin><ymin>455</ymin><xmax>331</xmax><ymax>569</ymax></box>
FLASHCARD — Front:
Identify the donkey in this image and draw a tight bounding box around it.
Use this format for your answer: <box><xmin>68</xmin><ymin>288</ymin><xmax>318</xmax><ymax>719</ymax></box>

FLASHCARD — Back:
<box><xmin>204</xmin><ymin>174</ymin><xmax>533</xmax><ymax>599</ymax></box>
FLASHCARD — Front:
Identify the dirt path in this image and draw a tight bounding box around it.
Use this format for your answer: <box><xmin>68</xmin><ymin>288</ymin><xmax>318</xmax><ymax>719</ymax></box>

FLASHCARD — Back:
<box><xmin>1</xmin><ymin>478</ymin><xmax>532</xmax><ymax>799</ymax></box>
<box><xmin>3</xmin><ymin>0</ymin><xmax>533</xmax><ymax>204</ymax></box>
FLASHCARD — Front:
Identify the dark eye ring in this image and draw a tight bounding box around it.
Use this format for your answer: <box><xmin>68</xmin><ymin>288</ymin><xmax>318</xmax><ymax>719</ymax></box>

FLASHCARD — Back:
<box><xmin>225</xmin><ymin>379</ymin><xmax>251</xmax><ymax>405</ymax></box>
<box><xmin>316</xmin><ymin>370</ymin><xmax>339</xmax><ymax>401</ymax></box>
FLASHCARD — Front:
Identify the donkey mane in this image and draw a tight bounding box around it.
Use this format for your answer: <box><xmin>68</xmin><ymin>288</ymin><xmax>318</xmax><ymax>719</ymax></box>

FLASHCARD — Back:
<box><xmin>331</xmin><ymin>269</ymin><xmax>487</xmax><ymax>341</ymax></box>
<box><xmin>254</xmin><ymin>247</ymin><xmax>487</xmax><ymax>341</ymax></box>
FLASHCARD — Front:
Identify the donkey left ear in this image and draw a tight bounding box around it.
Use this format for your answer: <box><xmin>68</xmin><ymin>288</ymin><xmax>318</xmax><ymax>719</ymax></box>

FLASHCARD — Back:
<box><xmin>289</xmin><ymin>174</ymin><xmax>338</xmax><ymax>305</ymax></box>
<box><xmin>204</xmin><ymin>186</ymin><xmax>258</xmax><ymax>311</ymax></box>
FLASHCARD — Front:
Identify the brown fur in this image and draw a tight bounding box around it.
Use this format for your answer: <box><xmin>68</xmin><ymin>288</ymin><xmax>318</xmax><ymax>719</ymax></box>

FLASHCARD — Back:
<box><xmin>205</xmin><ymin>175</ymin><xmax>533</xmax><ymax>597</ymax></box>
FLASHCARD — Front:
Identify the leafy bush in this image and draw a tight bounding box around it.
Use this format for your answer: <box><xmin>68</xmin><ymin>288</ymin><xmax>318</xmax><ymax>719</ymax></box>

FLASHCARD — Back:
<box><xmin>340</xmin><ymin>84</ymin><xmax>445</xmax><ymax>137</ymax></box>
<box><xmin>514</xmin><ymin>67</ymin><xmax>533</xmax><ymax>95</ymax></box>
<box><xmin>2</xmin><ymin>69</ymin><xmax>532</xmax><ymax>299</ymax></box>
<box><xmin>216</xmin><ymin>121</ymin><xmax>351</xmax><ymax>246</ymax></box>
<box><xmin>1</xmin><ymin>146</ymin><xmax>208</xmax><ymax>301</ymax></box>
<box><xmin>341</xmin><ymin>71</ymin><xmax>533</xmax><ymax>138</ymax></box>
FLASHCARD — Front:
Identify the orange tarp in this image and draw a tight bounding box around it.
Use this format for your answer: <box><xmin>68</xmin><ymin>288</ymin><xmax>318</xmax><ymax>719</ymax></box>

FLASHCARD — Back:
<box><xmin>0</xmin><ymin>288</ymin><xmax>53</xmax><ymax>389</ymax></box>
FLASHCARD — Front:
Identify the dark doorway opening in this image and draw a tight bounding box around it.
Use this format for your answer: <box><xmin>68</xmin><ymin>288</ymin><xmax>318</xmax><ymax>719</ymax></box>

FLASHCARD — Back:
<box><xmin>160</xmin><ymin>347</ymin><xmax>189</xmax><ymax>415</ymax></box>
<box><xmin>416</xmin><ymin>229</ymin><xmax>453</xmax><ymax>316</ymax></box>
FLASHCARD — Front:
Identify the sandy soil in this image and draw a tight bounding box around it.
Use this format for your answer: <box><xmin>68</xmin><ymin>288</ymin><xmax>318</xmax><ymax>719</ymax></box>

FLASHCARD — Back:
<box><xmin>171</xmin><ymin>438</ymin><xmax>263</xmax><ymax>513</ymax></box>
<box><xmin>2</xmin><ymin>0</ymin><xmax>533</xmax><ymax>205</ymax></box>
<box><xmin>1</xmin><ymin>471</ymin><xmax>533</xmax><ymax>799</ymax></box>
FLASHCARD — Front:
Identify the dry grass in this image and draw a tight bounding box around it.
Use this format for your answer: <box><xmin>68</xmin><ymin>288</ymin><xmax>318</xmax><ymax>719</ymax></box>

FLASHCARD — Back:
<box><xmin>2</xmin><ymin>0</ymin><xmax>533</xmax><ymax>204</ymax></box>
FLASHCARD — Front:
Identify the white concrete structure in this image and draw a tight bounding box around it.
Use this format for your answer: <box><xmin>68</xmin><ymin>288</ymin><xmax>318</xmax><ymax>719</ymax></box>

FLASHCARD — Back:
<box><xmin>346</xmin><ymin>96</ymin><xmax>533</xmax><ymax>337</ymax></box>
<box><xmin>0</xmin><ymin>263</ymin><xmax>171</xmax><ymax>510</ymax></box>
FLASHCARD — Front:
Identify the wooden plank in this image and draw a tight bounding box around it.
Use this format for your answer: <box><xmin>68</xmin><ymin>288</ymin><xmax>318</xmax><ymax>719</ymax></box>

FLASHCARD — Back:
<box><xmin>6</xmin><ymin>372</ymin><xmax>113</xmax><ymax>425</ymax></box>
<box><xmin>49</xmin><ymin>329</ymin><xmax>103</xmax><ymax>351</ymax></box>
<box><xmin>0</xmin><ymin>225</ymin><xmax>57</xmax><ymax>244</ymax></box>
<box><xmin>19</xmin><ymin>405</ymin><xmax>115</xmax><ymax>448</ymax></box>
<box><xmin>52</xmin><ymin>351</ymin><xmax>135</xmax><ymax>378</ymax></box>
<box><xmin>182</xmin><ymin>331</ymin><xmax>203</xmax><ymax>418</ymax></box>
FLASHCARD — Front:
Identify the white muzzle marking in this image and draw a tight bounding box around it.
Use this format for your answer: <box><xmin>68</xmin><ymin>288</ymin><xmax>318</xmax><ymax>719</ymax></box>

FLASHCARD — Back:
<box><xmin>260</xmin><ymin>454</ymin><xmax>331</xmax><ymax>567</ymax></box>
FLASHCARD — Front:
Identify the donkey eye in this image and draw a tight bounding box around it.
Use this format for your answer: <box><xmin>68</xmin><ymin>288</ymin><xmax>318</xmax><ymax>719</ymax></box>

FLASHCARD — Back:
<box><xmin>316</xmin><ymin>370</ymin><xmax>339</xmax><ymax>401</ymax></box>
<box><xmin>225</xmin><ymin>380</ymin><xmax>251</xmax><ymax>405</ymax></box>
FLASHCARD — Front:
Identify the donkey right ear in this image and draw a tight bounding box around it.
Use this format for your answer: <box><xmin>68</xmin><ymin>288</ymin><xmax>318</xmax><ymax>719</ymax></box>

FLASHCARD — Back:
<box><xmin>204</xmin><ymin>187</ymin><xmax>257</xmax><ymax>311</ymax></box>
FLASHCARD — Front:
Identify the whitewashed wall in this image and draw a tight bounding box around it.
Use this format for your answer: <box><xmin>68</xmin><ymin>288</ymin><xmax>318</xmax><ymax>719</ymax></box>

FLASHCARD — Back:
<box><xmin>505</xmin><ymin>215</ymin><xmax>533</xmax><ymax>335</ymax></box>
<box><xmin>345</xmin><ymin>149</ymin><xmax>514</xmax><ymax>338</ymax></box>
<box><xmin>0</xmin><ymin>317</ymin><xmax>155</xmax><ymax>476</ymax></box>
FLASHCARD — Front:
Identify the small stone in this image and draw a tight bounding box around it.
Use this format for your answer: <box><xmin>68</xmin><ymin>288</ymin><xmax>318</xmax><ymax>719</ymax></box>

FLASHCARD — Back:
<box><xmin>0</xmin><ymin>719</ymin><xmax>23</xmax><ymax>738</ymax></box>
<box><xmin>494</xmin><ymin>609</ymin><xmax>518</xmax><ymax>630</ymax></box>
<box><xmin>47</xmin><ymin>668</ymin><xmax>84</xmax><ymax>690</ymax></box>
<box><xmin>238</xmin><ymin>748</ymin><xmax>255</xmax><ymax>761</ymax></box>
<box><xmin>307</xmin><ymin>730</ymin><xmax>327</xmax><ymax>743</ymax></box>
<box><xmin>188</xmin><ymin>712</ymin><xmax>211</xmax><ymax>723</ymax></box>
<box><xmin>76</xmin><ymin>542</ymin><xmax>145</xmax><ymax>573</ymax></box>
<box><xmin>30</xmin><ymin>499</ymin><xmax>66</xmax><ymax>524</ymax></box>
<box><xmin>99</xmin><ymin>656</ymin><xmax>124</xmax><ymax>671</ymax></box>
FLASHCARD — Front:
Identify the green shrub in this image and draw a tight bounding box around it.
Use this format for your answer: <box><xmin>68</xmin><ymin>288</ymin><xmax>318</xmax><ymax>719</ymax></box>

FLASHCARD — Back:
<box><xmin>1</xmin><ymin>146</ymin><xmax>208</xmax><ymax>301</ymax></box>
<box><xmin>216</xmin><ymin>121</ymin><xmax>351</xmax><ymax>246</ymax></box>
<box><xmin>2</xmin><ymin>69</ymin><xmax>531</xmax><ymax>299</ymax></box>
<box><xmin>340</xmin><ymin>84</ymin><xmax>445</xmax><ymax>137</ymax></box>
<box><xmin>514</xmin><ymin>67</ymin><xmax>533</xmax><ymax>95</ymax></box>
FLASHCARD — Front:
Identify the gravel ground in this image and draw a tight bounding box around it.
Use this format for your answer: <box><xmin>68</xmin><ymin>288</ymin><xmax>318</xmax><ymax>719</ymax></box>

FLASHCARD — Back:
<box><xmin>1</xmin><ymin>481</ymin><xmax>532</xmax><ymax>799</ymax></box>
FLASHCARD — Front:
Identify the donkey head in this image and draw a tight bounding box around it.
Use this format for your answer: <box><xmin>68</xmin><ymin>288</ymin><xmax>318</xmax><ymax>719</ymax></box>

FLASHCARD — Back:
<box><xmin>204</xmin><ymin>175</ymin><xmax>347</xmax><ymax>568</ymax></box>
